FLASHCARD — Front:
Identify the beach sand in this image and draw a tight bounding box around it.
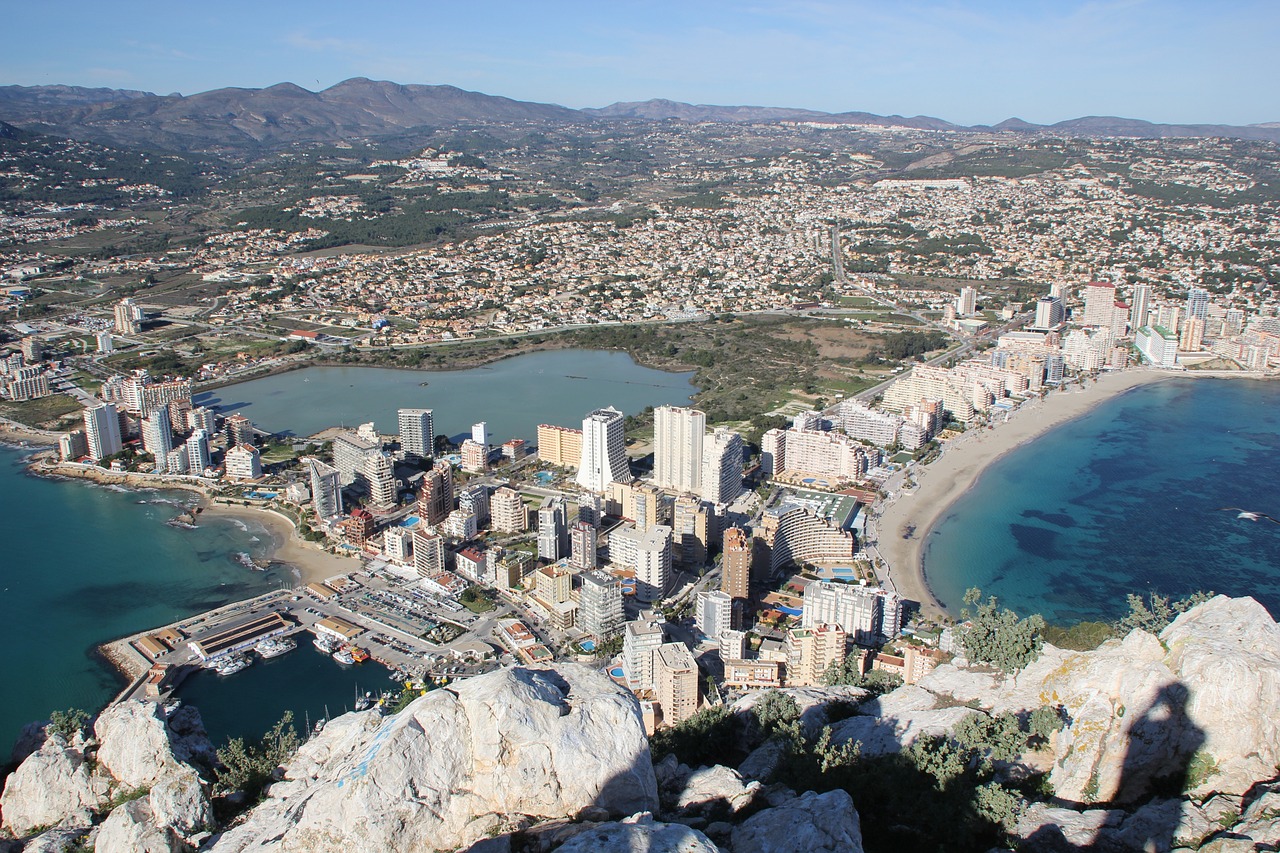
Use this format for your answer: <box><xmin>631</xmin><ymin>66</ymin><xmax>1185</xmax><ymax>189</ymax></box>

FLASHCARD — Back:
<box><xmin>872</xmin><ymin>370</ymin><xmax>1181</xmax><ymax>620</ymax></box>
<box><xmin>199</xmin><ymin>502</ymin><xmax>359</xmax><ymax>585</ymax></box>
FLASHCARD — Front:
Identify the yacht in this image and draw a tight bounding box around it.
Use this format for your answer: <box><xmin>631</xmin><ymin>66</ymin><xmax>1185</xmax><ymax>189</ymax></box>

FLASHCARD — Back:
<box><xmin>255</xmin><ymin>637</ymin><xmax>297</xmax><ymax>659</ymax></box>
<box><xmin>313</xmin><ymin>632</ymin><xmax>339</xmax><ymax>654</ymax></box>
<box><xmin>332</xmin><ymin>647</ymin><xmax>355</xmax><ymax>666</ymax></box>
<box><xmin>215</xmin><ymin>655</ymin><xmax>252</xmax><ymax>676</ymax></box>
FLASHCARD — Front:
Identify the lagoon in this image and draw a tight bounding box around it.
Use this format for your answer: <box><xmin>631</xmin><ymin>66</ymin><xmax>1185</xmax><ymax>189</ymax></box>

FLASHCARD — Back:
<box><xmin>194</xmin><ymin>349</ymin><xmax>696</xmax><ymax>441</ymax></box>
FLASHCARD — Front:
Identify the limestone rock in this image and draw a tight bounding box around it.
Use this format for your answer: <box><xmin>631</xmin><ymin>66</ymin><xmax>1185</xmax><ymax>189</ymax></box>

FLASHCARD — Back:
<box><xmin>94</xmin><ymin>798</ymin><xmax>184</xmax><ymax>853</ymax></box>
<box><xmin>19</xmin><ymin>826</ymin><xmax>92</xmax><ymax>853</ymax></box>
<box><xmin>1014</xmin><ymin>804</ymin><xmax>1122</xmax><ymax>851</ymax></box>
<box><xmin>672</xmin><ymin>765</ymin><xmax>761</xmax><ymax>815</ymax></box>
<box><xmin>94</xmin><ymin>701</ymin><xmax>211</xmax><ymax>790</ymax></box>
<box><xmin>1112</xmin><ymin>799</ymin><xmax>1215</xmax><ymax>851</ymax></box>
<box><xmin>147</xmin><ymin>768</ymin><xmax>212</xmax><ymax>836</ymax></box>
<box><xmin>915</xmin><ymin>662</ymin><xmax>1007</xmax><ymax>707</ymax></box>
<box><xmin>738</xmin><ymin>736</ymin><xmax>788</xmax><ymax>782</ymax></box>
<box><xmin>0</xmin><ymin>735</ymin><xmax>109</xmax><ymax>836</ymax></box>
<box><xmin>210</xmin><ymin>665</ymin><xmax>658</xmax><ymax>853</ymax></box>
<box><xmin>730</xmin><ymin>686</ymin><xmax>866</xmax><ymax>734</ymax></box>
<box><xmin>828</xmin><ymin>684</ymin><xmax>976</xmax><ymax>756</ymax></box>
<box><xmin>730</xmin><ymin>789</ymin><xmax>864</xmax><ymax>853</ymax></box>
<box><xmin>8</xmin><ymin>720</ymin><xmax>50</xmax><ymax>766</ymax></box>
<box><xmin>553</xmin><ymin>819</ymin><xmax>718</xmax><ymax>853</ymax></box>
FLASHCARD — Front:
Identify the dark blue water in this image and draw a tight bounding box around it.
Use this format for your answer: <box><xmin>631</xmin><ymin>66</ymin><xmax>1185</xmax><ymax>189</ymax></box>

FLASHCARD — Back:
<box><xmin>924</xmin><ymin>378</ymin><xmax>1280</xmax><ymax>624</ymax></box>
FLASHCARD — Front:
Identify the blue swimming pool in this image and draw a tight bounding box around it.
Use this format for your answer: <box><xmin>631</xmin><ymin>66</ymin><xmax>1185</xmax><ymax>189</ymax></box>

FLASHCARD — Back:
<box><xmin>533</xmin><ymin>472</ymin><xmax>554</xmax><ymax>485</ymax></box>
<box><xmin>579</xmin><ymin>639</ymin><xmax>596</xmax><ymax>652</ymax></box>
<box><xmin>775</xmin><ymin>605</ymin><xmax>802</xmax><ymax>617</ymax></box>
<box><xmin>609</xmin><ymin>667</ymin><xmax>625</xmax><ymax>678</ymax></box>
<box><xmin>399</xmin><ymin>515</ymin><xmax>421</xmax><ymax>527</ymax></box>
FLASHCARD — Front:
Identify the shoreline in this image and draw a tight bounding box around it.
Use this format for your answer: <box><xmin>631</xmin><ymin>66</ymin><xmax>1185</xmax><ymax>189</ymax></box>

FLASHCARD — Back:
<box><xmin>871</xmin><ymin>370</ymin><xmax>1271</xmax><ymax>620</ymax></box>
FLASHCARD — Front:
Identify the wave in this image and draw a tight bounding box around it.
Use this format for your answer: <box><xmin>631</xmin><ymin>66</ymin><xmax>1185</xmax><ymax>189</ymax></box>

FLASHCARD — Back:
<box><xmin>228</xmin><ymin>518</ymin><xmax>250</xmax><ymax>532</ymax></box>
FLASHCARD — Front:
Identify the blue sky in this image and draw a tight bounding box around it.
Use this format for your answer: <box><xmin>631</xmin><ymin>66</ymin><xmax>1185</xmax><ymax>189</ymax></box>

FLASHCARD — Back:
<box><xmin>5</xmin><ymin>1</ymin><xmax>1278</xmax><ymax>126</ymax></box>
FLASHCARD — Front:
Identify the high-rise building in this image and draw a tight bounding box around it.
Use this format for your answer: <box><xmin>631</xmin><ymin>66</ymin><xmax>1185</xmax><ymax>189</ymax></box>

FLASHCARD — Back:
<box><xmin>187</xmin><ymin>406</ymin><xmax>216</xmax><ymax>435</ymax></box>
<box><xmin>471</xmin><ymin>422</ymin><xmax>489</xmax><ymax>446</ymax></box>
<box><xmin>785</xmin><ymin>624</ymin><xmax>847</xmax><ymax>687</ymax></box>
<box><xmin>696</xmin><ymin>590</ymin><xmax>733</xmax><ymax>639</ymax></box>
<box><xmin>653</xmin><ymin>405</ymin><xmax>705</xmax><ymax>495</ymax></box>
<box><xmin>460</xmin><ymin>439</ymin><xmax>487</xmax><ymax>473</ymax></box>
<box><xmin>654</xmin><ymin>642</ymin><xmax>698</xmax><ymax>727</ymax></box>
<box><xmin>140</xmin><ymin>404</ymin><xmax>173</xmax><ymax>460</ymax></box>
<box><xmin>635</xmin><ymin>524</ymin><xmax>672</xmax><ymax>603</ymax></box>
<box><xmin>1180</xmin><ymin>317</ymin><xmax>1206</xmax><ymax>352</ymax></box>
<box><xmin>225</xmin><ymin>444</ymin><xmax>263</xmax><ymax>480</ymax></box>
<box><xmin>1187</xmin><ymin>287</ymin><xmax>1210</xmax><ymax>323</ymax></box>
<box><xmin>957</xmin><ymin>286</ymin><xmax>977</xmax><ymax>317</ymax></box>
<box><xmin>458</xmin><ymin>484</ymin><xmax>490</xmax><ymax>528</ymax></box>
<box><xmin>412</xmin><ymin>528</ymin><xmax>446</xmax><ymax>578</ymax></box>
<box><xmin>185</xmin><ymin>429</ymin><xmax>211</xmax><ymax>475</ymax></box>
<box><xmin>701</xmin><ymin>427</ymin><xmax>744</xmax><ymax>505</ymax></box>
<box><xmin>536</xmin><ymin>424</ymin><xmax>582</xmax><ymax>468</ymax></box>
<box><xmin>623</xmin><ymin>612</ymin><xmax>665</xmax><ymax>691</ymax></box>
<box><xmin>491</xmin><ymin>486</ymin><xmax>527</xmax><ymax>533</ymax></box>
<box><xmin>225</xmin><ymin>413</ymin><xmax>254</xmax><ymax>447</ymax></box>
<box><xmin>20</xmin><ymin>337</ymin><xmax>42</xmax><ymax>362</ymax></box>
<box><xmin>398</xmin><ymin>408</ymin><xmax>434</xmax><ymax>460</ymax></box>
<box><xmin>333</xmin><ymin>430</ymin><xmax>382</xmax><ymax>490</ymax></box>
<box><xmin>537</xmin><ymin>497</ymin><xmax>567</xmax><ymax>561</ymax></box>
<box><xmin>366</xmin><ymin>453</ymin><xmax>398</xmax><ymax>510</ymax></box>
<box><xmin>721</xmin><ymin>526</ymin><xmax>752</xmax><ymax>601</ymax></box>
<box><xmin>113</xmin><ymin>298</ymin><xmax>144</xmax><ymax>335</ymax></box>
<box><xmin>577</xmin><ymin>491</ymin><xmax>603</xmax><ymax>527</ymax></box>
<box><xmin>578</xmin><ymin>569</ymin><xmax>624</xmax><ymax>641</ymax></box>
<box><xmin>305</xmin><ymin>458</ymin><xmax>343</xmax><ymax>518</ymax></box>
<box><xmin>83</xmin><ymin>403</ymin><xmax>122</xmax><ymax>461</ymax></box>
<box><xmin>59</xmin><ymin>430</ymin><xmax>88</xmax><ymax>462</ymax></box>
<box><xmin>802</xmin><ymin>581</ymin><xmax>902</xmax><ymax>645</ymax></box>
<box><xmin>576</xmin><ymin>407</ymin><xmax>632</xmax><ymax>492</ymax></box>
<box><xmin>1082</xmin><ymin>281</ymin><xmax>1117</xmax><ymax>327</ymax></box>
<box><xmin>1033</xmin><ymin>296</ymin><xmax>1065</xmax><ymax>330</ymax></box>
<box><xmin>1129</xmin><ymin>285</ymin><xmax>1151</xmax><ymax>332</ymax></box>
<box><xmin>417</xmin><ymin>462</ymin><xmax>454</xmax><ymax>526</ymax></box>
<box><xmin>570</xmin><ymin>520</ymin><xmax>598</xmax><ymax>570</ymax></box>
<box><xmin>760</xmin><ymin>428</ymin><xmax>785</xmax><ymax>477</ymax></box>
<box><xmin>672</xmin><ymin>496</ymin><xmax>714</xmax><ymax>567</ymax></box>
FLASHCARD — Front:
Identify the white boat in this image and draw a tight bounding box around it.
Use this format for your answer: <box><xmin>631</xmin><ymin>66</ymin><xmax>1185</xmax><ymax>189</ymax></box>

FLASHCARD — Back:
<box><xmin>332</xmin><ymin>647</ymin><xmax>355</xmax><ymax>666</ymax></box>
<box><xmin>313</xmin><ymin>633</ymin><xmax>339</xmax><ymax>653</ymax></box>
<box><xmin>255</xmin><ymin>637</ymin><xmax>297</xmax><ymax>659</ymax></box>
<box><xmin>215</xmin><ymin>655</ymin><xmax>253</xmax><ymax>676</ymax></box>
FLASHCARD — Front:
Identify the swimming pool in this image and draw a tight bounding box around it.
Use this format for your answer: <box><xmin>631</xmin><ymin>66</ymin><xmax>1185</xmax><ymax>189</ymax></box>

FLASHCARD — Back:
<box><xmin>399</xmin><ymin>516</ymin><xmax>421</xmax><ymax>528</ymax></box>
<box><xmin>774</xmin><ymin>605</ymin><xmax>802</xmax><ymax>617</ymax></box>
<box><xmin>579</xmin><ymin>639</ymin><xmax>596</xmax><ymax>652</ymax></box>
<box><xmin>533</xmin><ymin>472</ymin><xmax>554</xmax><ymax>485</ymax></box>
<box><xmin>609</xmin><ymin>667</ymin><xmax>625</xmax><ymax>679</ymax></box>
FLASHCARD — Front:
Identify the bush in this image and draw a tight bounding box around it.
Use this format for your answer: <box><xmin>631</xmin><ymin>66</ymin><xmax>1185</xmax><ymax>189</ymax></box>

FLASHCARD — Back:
<box><xmin>649</xmin><ymin>706</ymin><xmax>738</xmax><ymax>767</ymax></box>
<box><xmin>47</xmin><ymin>708</ymin><xmax>90</xmax><ymax>741</ymax></box>
<box><xmin>215</xmin><ymin>711</ymin><xmax>300</xmax><ymax>800</ymax></box>
<box><xmin>960</xmin><ymin>588</ymin><xmax>1045</xmax><ymax>672</ymax></box>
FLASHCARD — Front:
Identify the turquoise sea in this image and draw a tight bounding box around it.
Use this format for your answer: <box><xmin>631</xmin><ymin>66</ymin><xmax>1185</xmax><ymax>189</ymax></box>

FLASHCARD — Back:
<box><xmin>1</xmin><ymin>350</ymin><xmax>695</xmax><ymax>751</ymax></box>
<box><xmin>924</xmin><ymin>378</ymin><xmax>1280</xmax><ymax>625</ymax></box>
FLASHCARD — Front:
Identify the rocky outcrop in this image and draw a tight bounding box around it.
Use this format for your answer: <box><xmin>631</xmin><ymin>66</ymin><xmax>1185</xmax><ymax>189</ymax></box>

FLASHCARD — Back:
<box><xmin>653</xmin><ymin>757</ymin><xmax>762</xmax><ymax>816</ymax></box>
<box><xmin>554</xmin><ymin>815</ymin><xmax>719</xmax><ymax>853</ymax></box>
<box><xmin>828</xmin><ymin>684</ymin><xmax>977</xmax><ymax>756</ymax></box>
<box><xmin>0</xmin><ymin>734</ymin><xmax>110</xmax><ymax>835</ymax></box>
<box><xmin>94</xmin><ymin>702</ymin><xmax>214</xmax><ymax>789</ymax></box>
<box><xmin>210</xmin><ymin>664</ymin><xmax>657</xmax><ymax>853</ymax></box>
<box><xmin>1001</xmin><ymin>596</ymin><xmax>1280</xmax><ymax>802</ymax></box>
<box><xmin>94</xmin><ymin>798</ymin><xmax>186</xmax><ymax>853</ymax></box>
<box><xmin>730</xmin><ymin>789</ymin><xmax>864</xmax><ymax>853</ymax></box>
<box><xmin>730</xmin><ymin>686</ymin><xmax>866</xmax><ymax>735</ymax></box>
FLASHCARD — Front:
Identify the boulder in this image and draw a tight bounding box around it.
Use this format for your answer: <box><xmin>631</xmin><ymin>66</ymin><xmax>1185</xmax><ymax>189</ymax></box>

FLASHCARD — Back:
<box><xmin>19</xmin><ymin>826</ymin><xmax>92</xmax><ymax>853</ymax></box>
<box><xmin>730</xmin><ymin>686</ymin><xmax>866</xmax><ymax>735</ymax></box>
<box><xmin>738</xmin><ymin>736</ymin><xmax>788</xmax><ymax>782</ymax></box>
<box><xmin>94</xmin><ymin>701</ymin><xmax>211</xmax><ymax>790</ymax></box>
<box><xmin>828</xmin><ymin>684</ymin><xmax>976</xmax><ymax>756</ymax></box>
<box><xmin>730</xmin><ymin>789</ymin><xmax>864</xmax><ymax>853</ymax></box>
<box><xmin>553</xmin><ymin>818</ymin><xmax>718</xmax><ymax>853</ymax></box>
<box><xmin>210</xmin><ymin>665</ymin><xmax>658</xmax><ymax>853</ymax></box>
<box><xmin>914</xmin><ymin>662</ymin><xmax>1007</xmax><ymax>707</ymax></box>
<box><xmin>671</xmin><ymin>765</ymin><xmax>761</xmax><ymax>815</ymax></box>
<box><xmin>1015</xmin><ymin>804</ymin><xmax>1122</xmax><ymax>851</ymax></box>
<box><xmin>147</xmin><ymin>768</ymin><xmax>212</xmax><ymax>836</ymax></box>
<box><xmin>0</xmin><ymin>735</ymin><xmax>109</xmax><ymax>835</ymax></box>
<box><xmin>93</xmin><ymin>798</ymin><xmax>184</xmax><ymax>853</ymax></box>
<box><xmin>1110</xmin><ymin>798</ymin><xmax>1214</xmax><ymax>851</ymax></box>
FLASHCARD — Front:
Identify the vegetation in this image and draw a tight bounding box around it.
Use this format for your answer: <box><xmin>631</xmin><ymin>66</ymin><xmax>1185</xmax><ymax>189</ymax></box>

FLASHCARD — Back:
<box><xmin>214</xmin><ymin>711</ymin><xmax>300</xmax><ymax>800</ymax></box>
<box><xmin>648</xmin><ymin>705</ymin><xmax>738</xmax><ymax>767</ymax></box>
<box><xmin>459</xmin><ymin>585</ymin><xmax>496</xmax><ymax>613</ymax></box>
<box><xmin>960</xmin><ymin>588</ymin><xmax>1046</xmax><ymax>672</ymax></box>
<box><xmin>1115</xmin><ymin>591</ymin><xmax>1216</xmax><ymax>635</ymax></box>
<box><xmin>47</xmin><ymin>707</ymin><xmax>91</xmax><ymax>741</ymax></box>
<box><xmin>821</xmin><ymin>658</ymin><xmax>904</xmax><ymax>695</ymax></box>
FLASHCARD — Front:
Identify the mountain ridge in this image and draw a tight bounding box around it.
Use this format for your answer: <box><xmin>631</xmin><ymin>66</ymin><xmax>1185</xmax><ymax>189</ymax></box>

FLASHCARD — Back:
<box><xmin>1</xmin><ymin>78</ymin><xmax>1277</xmax><ymax>151</ymax></box>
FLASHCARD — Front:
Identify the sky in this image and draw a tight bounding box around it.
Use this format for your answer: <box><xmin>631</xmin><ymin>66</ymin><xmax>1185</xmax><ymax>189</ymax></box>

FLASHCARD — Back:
<box><xmin>4</xmin><ymin>1</ymin><xmax>1278</xmax><ymax>126</ymax></box>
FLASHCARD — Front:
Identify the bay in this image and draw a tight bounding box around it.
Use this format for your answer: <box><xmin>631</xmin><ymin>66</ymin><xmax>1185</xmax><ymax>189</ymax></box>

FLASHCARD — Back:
<box><xmin>923</xmin><ymin>378</ymin><xmax>1280</xmax><ymax>625</ymax></box>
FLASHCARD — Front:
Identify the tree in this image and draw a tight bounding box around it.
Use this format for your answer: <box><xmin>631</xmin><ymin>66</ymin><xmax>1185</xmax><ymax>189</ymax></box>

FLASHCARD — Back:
<box><xmin>1115</xmin><ymin>591</ymin><xmax>1214</xmax><ymax>635</ymax></box>
<box><xmin>960</xmin><ymin>588</ymin><xmax>1045</xmax><ymax>672</ymax></box>
<box><xmin>216</xmin><ymin>711</ymin><xmax>300</xmax><ymax>799</ymax></box>
<box><xmin>47</xmin><ymin>708</ymin><xmax>90</xmax><ymax>741</ymax></box>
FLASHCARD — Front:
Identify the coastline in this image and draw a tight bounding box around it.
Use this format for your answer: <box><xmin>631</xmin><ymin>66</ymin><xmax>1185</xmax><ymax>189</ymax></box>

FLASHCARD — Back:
<box><xmin>871</xmin><ymin>370</ymin><xmax>1190</xmax><ymax>620</ymax></box>
<box><xmin>198</xmin><ymin>500</ymin><xmax>359</xmax><ymax>585</ymax></box>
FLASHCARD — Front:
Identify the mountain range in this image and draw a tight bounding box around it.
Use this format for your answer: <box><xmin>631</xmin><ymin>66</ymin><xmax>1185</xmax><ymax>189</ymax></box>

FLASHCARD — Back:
<box><xmin>1</xmin><ymin>77</ymin><xmax>1277</xmax><ymax>152</ymax></box>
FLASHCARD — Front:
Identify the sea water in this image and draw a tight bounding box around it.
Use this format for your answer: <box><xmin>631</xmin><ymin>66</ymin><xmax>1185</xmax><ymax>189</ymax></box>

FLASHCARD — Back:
<box><xmin>924</xmin><ymin>378</ymin><xmax>1280</xmax><ymax>625</ymax></box>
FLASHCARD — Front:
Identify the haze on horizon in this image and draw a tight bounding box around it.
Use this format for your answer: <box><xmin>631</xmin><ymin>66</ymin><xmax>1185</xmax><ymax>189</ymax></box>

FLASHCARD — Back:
<box><xmin>4</xmin><ymin>0</ymin><xmax>1278</xmax><ymax>128</ymax></box>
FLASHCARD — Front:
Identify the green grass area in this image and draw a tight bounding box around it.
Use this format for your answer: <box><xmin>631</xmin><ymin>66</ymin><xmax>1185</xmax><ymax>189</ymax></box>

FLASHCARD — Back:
<box><xmin>885</xmin><ymin>314</ymin><xmax>924</xmax><ymax>326</ymax></box>
<box><xmin>838</xmin><ymin>296</ymin><xmax>882</xmax><ymax>308</ymax></box>
<box><xmin>0</xmin><ymin>393</ymin><xmax>84</xmax><ymax>428</ymax></box>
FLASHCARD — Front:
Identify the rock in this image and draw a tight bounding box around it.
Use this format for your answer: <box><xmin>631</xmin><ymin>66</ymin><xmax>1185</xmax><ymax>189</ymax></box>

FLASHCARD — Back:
<box><xmin>730</xmin><ymin>686</ymin><xmax>866</xmax><ymax>735</ymax></box>
<box><xmin>992</xmin><ymin>597</ymin><xmax>1280</xmax><ymax>803</ymax></box>
<box><xmin>147</xmin><ymin>768</ymin><xmax>212</xmax><ymax>836</ymax></box>
<box><xmin>914</xmin><ymin>662</ymin><xmax>1007</xmax><ymax>708</ymax></box>
<box><xmin>828</xmin><ymin>702</ymin><xmax>976</xmax><ymax>756</ymax></box>
<box><xmin>672</xmin><ymin>765</ymin><xmax>761</xmax><ymax>815</ymax></box>
<box><xmin>8</xmin><ymin>720</ymin><xmax>49</xmax><ymax>766</ymax></box>
<box><xmin>1111</xmin><ymin>798</ymin><xmax>1215</xmax><ymax>851</ymax></box>
<box><xmin>730</xmin><ymin>789</ymin><xmax>863</xmax><ymax>853</ymax></box>
<box><xmin>94</xmin><ymin>701</ymin><xmax>210</xmax><ymax>790</ymax></box>
<box><xmin>210</xmin><ymin>665</ymin><xmax>658</xmax><ymax>853</ymax></box>
<box><xmin>0</xmin><ymin>735</ymin><xmax>109</xmax><ymax>836</ymax></box>
<box><xmin>93</xmin><ymin>798</ymin><xmax>184</xmax><ymax>853</ymax></box>
<box><xmin>19</xmin><ymin>826</ymin><xmax>92</xmax><ymax>853</ymax></box>
<box><xmin>1228</xmin><ymin>780</ymin><xmax>1280</xmax><ymax>848</ymax></box>
<box><xmin>738</xmin><ymin>737</ymin><xmax>788</xmax><ymax>782</ymax></box>
<box><xmin>703</xmin><ymin>820</ymin><xmax>733</xmax><ymax>838</ymax></box>
<box><xmin>553</xmin><ymin>819</ymin><xmax>719</xmax><ymax>853</ymax></box>
<box><xmin>653</xmin><ymin>753</ymin><xmax>687</xmax><ymax>789</ymax></box>
<box><xmin>1015</xmin><ymin>804</ymin><xmax>1122</xmax><ymax>851</ymax></box>
<box><xmin>761</xmin><ymin>784</ymin><xmax>796</xmax><ymax>807</ymax></box>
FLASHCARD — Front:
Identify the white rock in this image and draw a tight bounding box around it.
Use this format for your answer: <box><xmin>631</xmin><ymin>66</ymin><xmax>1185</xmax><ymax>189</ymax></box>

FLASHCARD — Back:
<box><xmin>19</xmin><ymin>826</ymin><xmax>92</xmax><ymax>853</ymax></box>
<box><xmin>915</xmin><ymin>662</ymin><xmax>1007</xmax><ymax>708</ymax></box>
<box><xmin>94</xmin><ymin>798</ymin><xmax>184</xmax><ymax>853</ymax></box>
<box><xmin>1014</xmin><ymin>803</ymin><xmax>1121</xmax><ymax>850</ymax></box>
<box><xmin>147</xmin><ymin>768</ymin><xmax>212</xmax><ymax>837</ymax></box>
<box><xmin>1111</xmin><ymin>798</ymin><xmax>1214</xmax><ymax>851</ymax></box>
<box><xmin>0</xmin><ymin>736</ymin><xmax>109</xmax><ymax>836</ymax></box>
<box><xmin>210</xmin><ymin>665</ymin><xmax>658</xmax><ymax>853</ymax></box>
<box><xmin>829</xmin><ymin>705</ymin><xmax>977</xmax><ymax>756</ymax></box>
<box><xmin>730</xmin><ymin>789</ymin><xmax>864</xmax><ymax>853</ymax></box>
<box><xmin>738</xmin><ymin>737</ymin><xmax>788</xmax><ymax>782</ymax></box>
<box><xmin>94</xmin><ymin>702</ymin><xmax>187</xmax><ymax>790</ymax></box>
<box><xmin>672</xmin><ymin>765</ymin><xmax>761</xmax><ymax>814</ymax></box>
<box><xmin>553</xmin><ymin>820</ymin><xmax>718</xmax><ymax>853</ymax></box>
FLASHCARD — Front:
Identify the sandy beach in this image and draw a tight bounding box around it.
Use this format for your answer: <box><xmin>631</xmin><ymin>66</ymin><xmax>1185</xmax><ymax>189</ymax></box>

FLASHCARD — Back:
<box><xmin>872</xmin><ymin>369</ymin><xmax>1188</xmax><ymax>619</ymax></box>
<box><xmin>199</xmin><ymin>501</ymin><xmax>359</xmax><ymax>585</ymax></box>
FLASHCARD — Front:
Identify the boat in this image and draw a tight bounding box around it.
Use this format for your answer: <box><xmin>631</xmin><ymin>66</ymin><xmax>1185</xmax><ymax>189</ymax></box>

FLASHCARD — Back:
<box><xmin>215</xmin><ymin>654</ymin><xmax>253</xmax><ymax>676</ymax></box>
<box><xmin>354</xmin><ymin>691</ymin><xmax>375</xmax><ymax>712</ymax></box>
<box><xmin>313</xmin><ymin>633</ymin><xmax>339</xmax><ymax>653</ymax></box>
<box><xmin>255</xmin><ymin>637</ymin><xmax>297</xmax><ymax>659</ymax></box>
<box><xmin>349</xmin><ymin>646</ymin><xmax>370</xmax><ymax>663</ymax></box>
<box><xmin>332</xmin><ymin>647</ymin><xmax>355</xmax><ymax>665</ymax></box>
